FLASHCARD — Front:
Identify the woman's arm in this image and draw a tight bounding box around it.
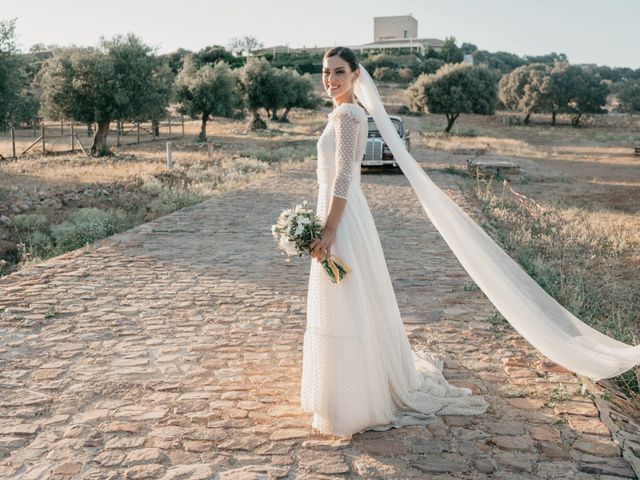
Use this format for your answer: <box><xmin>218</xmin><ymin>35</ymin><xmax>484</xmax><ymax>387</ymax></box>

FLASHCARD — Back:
<box><xmin>310</xmin><ymin>106</ymin><xmax>360</xmax><ymax>261</ymax></box>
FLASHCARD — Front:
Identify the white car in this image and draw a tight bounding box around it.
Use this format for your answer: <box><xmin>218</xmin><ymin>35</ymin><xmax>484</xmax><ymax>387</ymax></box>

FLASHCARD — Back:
<box><xmin>363</xmin><ymin>115</ymin><xmax>411</xmax><ymax>171</ymax></box>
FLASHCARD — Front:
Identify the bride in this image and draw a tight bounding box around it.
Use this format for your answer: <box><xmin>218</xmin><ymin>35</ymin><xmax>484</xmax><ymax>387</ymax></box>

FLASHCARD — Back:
<box><xmin>301</xmin><ymin>47</ymin><xmax>489</xmax><ymax>437</ymax></box>
<box><xmin>300</xmin><ymin>46</ymin><xmax>640</xmax><ymax>438</ymax></box>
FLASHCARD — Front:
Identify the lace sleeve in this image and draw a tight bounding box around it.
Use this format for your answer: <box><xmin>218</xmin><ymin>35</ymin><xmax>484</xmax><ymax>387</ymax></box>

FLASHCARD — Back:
<box><xmin>331</xmin><ymin>106</ymin><xmax>361</xmax><ymax>199</ymax></box>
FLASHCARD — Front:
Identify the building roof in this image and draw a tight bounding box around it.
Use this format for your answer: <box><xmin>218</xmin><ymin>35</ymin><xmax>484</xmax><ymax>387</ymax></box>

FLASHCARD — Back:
<box><xmin>356</xmin><ymin>37</ymin><xmax>445</xmax><ymax>47</ymax></box>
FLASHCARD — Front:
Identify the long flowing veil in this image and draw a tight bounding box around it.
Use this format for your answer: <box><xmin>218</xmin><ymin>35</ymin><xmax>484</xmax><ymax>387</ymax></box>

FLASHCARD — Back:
<box><xmin>353</xmin><ymin>62</ymin><xmax>640</xmax><ymax>381</ymax></box>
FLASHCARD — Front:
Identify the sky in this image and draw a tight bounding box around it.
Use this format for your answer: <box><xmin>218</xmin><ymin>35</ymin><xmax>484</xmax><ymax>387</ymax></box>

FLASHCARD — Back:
<box><xmin>3</xmin><ymin>0</ymin><xmax>639</xmax><ymax>69</ymax></box>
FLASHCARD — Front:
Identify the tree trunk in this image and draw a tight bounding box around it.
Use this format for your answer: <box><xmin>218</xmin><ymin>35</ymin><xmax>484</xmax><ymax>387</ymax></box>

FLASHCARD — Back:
<box><xmin>551</xmin><ymin>111</ymin><xmax>557</xmax><ymax>126</ymax></box>
<box><xmin>571</xmin><ymin>112</ymin><xmax>582</xmax><ymax>127</ymax></box>
<box><xmin>199</xmin><ymin>114</ymin><xmax>208</xmax><ymax>142</ymax></box>
<box><xmin>90</xmin><ymin>120</ymin><xmax>111</xmax><ymax>156</ymax></box>
<box><xmin>249</xmin><ymin>111</ymin><xmax>267</xmax><ymax>131</ymax></box>
<box><xmin>281</xmin><ymin>107</ymin><xmax>291</xmax><ymax>123</ymax></box>
<box><xmin>524</xmin><ymin>112</ymin><xmax>531</xmax><ymax>125</ymax></box>
<box><xmin>444</xmin><ymin>113</ymin><xmax>459</xmax><ymax>133</ymax></box>
<box><xmin>270</xmin><ymin>108</ymin><xmax>279</xmax><ymax>121</ymax></box>
<box><xmin>153</xmin><ymin>118</ymin><xmax>160</xmax><ymax>136</ymax></box>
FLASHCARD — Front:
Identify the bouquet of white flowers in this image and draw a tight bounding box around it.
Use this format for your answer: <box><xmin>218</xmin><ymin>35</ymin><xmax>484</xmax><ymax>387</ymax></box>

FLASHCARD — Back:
<box><xmin>272</xmin><ymin>200</ymin><xmax>351</xmax><ymax>285</ymax></box>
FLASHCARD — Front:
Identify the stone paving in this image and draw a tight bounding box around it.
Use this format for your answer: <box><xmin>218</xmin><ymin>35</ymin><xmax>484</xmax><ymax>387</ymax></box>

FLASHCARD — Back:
<box><xmin>1</xmin><ymin>155</ymin><xmax>639</xmax><ymax>479</ymax></box>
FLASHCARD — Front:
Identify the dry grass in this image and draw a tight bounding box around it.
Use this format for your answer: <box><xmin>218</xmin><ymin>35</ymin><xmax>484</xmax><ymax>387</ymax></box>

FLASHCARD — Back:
<box><xmin>0</xmin><ymin>115</ymin><xmax>317</xmax><ymax>276</ymax></box>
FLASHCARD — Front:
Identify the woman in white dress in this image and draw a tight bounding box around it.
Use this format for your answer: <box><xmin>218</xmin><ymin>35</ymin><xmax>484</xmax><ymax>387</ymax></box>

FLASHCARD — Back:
<box><xmin>300</xmin><ymin>47</ymin><xmax>490</xmax><ymax>438</ymax></box>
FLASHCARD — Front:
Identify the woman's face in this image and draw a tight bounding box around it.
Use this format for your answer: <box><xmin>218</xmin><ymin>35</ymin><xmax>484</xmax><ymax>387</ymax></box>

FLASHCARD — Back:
<box><xmin>322</xmin><ymin>56</ymin><xmax>359</xmax><ymax>101</ymax></box>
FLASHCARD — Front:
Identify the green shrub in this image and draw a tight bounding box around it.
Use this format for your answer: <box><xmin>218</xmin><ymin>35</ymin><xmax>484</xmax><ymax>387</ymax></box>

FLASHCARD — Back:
<box><xmin>13</xmin><ymin>213</ymin><xmax>47</xmax><ymax>231</ymax></box>
<box><xmin>29</xmin><ymin>231</ymin><xmax>54</xmax><ymax>256</ymax></box>
<box><xmin>50</xmin><ymin>207</ymin><xmax>116</xmax><ymax>252</ymax></box>
<box><xmin>149</xmin><ymin>186</ymin><xmax>202</xmax><ymax>216</ymax></box>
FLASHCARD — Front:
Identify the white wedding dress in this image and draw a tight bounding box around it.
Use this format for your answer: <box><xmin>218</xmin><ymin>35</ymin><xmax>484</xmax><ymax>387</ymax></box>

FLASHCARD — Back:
<box><xmin>301</xmin><ymin>102</ymin><xmax>489</xmax><ymax>437</ymax></box>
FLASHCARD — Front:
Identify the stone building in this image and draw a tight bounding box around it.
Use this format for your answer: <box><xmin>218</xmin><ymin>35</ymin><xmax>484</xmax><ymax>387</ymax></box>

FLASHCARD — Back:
<box><xmin>254</xmin><ymin>14</ymin><xmax>445</xmax><ymax>56</ymax></box>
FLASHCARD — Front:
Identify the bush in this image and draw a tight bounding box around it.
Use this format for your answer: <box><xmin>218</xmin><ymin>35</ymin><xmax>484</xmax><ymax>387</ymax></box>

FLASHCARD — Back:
<box><xmin>28</xmin><ymin>231</ymin><xmax>54</xmax><ymax>256</ymax></box>
<box><xmin>398</xmin><ymin>67</ymin><xmax>415</xmax><ymax>83</ymax></box>
<box><xmin>149</xmin><ymin>187</ymin><xmax>202</xmax><ymax>216</ymax></box>
<box><xmin>13</xmin><ymin>213</ymin><xmax>47</xmax><ymax>232</ymax></box>
<box><xmin>373</xmin><ymin>66</ymin><xmax>399</xmax><ymax>82</ymax></box>
<box><xmin>50</xmin><ymin>207</ymin><xmax>116</xmax><ymax>252</ymax></box>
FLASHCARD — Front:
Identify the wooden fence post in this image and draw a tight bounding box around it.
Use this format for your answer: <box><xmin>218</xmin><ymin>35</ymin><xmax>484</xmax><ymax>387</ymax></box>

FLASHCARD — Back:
<box><xmin>41</xmin><ymin>125</ymin><xmax>46</xmax><ymax>154</ymax></box>
<box><xmin>168</xmin><ymin>117</ymin><xmax>172</xmax><ymax>137</ymax></box>
<box><xmin>11</xmin><ymin>127</ymin><xmax>15</xmax><ymax>159</ymax></box>
<box><xmin>166</xmin><ymin>141</ymin><xmax>173</xmax><ymax>169</ymax></box>
<box><xmin>71</xmin><ymin>123</ymin><xmax>75</xmax><ymax>152</ymax></box>
<box><xmin>181</xmin><ymin>115</ymin><xmax>185</xmax><ymax>136</ymax></box>
<box><xmin>137</xmin><ymin>122</ymin><xmax>140</xmax><ymax>144</ymax></box>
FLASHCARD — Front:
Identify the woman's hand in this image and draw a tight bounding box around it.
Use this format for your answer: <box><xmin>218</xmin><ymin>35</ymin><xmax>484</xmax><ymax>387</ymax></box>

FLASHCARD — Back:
<box><xmin>309</xmin><ymin>227</ymin><xmax>336</xmax><ymax>262</ymax></box>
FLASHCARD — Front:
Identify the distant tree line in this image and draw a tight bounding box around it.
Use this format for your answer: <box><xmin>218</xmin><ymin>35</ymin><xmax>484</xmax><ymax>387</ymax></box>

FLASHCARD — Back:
<box><xmin>0</xmin><ymin>20</ymin><xmax>320</xmax><ymax>156</ymax></box>
<box><xmin>1</xmin><ymin>20</ymin><xmax>640</xmax><ymax>149</ymax></box>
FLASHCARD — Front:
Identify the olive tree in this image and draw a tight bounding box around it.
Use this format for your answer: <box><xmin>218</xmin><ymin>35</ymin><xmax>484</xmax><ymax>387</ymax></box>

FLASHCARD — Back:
<box><xmin>408</xmin><ymin>63</ymin><xmax>498</xmax><ymax>132</ymax></box>
<box><xmin>499</xmin><ymin>64</ymin><xmax>551</xmax><ymax>124</ymax></box>
<box><xmin>38</xmin><ymin>33</ymin><xmax>173</xmax><ymax>156</ymax></box>
<box><xmin>617</xmin><ymin>80</ymin><xmax>640</xmax><ymax>114</ymax></box>
<box><xmin>567</xmin><ymin>68</ymin><xmax>608</xmax><ymax>126</ymax></box>
<box><xmin>547</xmin><ymin>63</ymin><xmax>607</xmax><ymax>126</ymax></box>
<box><xmin>236</xmin><ymin>57</ymin><xmax>319</xmax><ymax>128</ymax></box>
<box><xmin>275</xmin><ymin>68</ymin><xmax>320</xmax><ymax>122</ymax></box>
<box><xmin>0</xmin><ymin>18</ymin><xmax>25</xmax><ymax>131</ymax></box>
<box><xmin>238</xmin><ymin>57</ymin><xmax>278</xmax><ymax>130</ymax></box>
<box><xmin>174</xmin><ymin>54</ymin><xmax>242</xmax><ymax>141</ymax></box>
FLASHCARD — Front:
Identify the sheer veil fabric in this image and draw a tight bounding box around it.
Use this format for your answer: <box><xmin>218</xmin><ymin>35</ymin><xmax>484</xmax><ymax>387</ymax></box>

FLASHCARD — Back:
<box><xmin>353</xmin><ymin>62</ymin><xmax>640</xmax><ymax>381</ymax></box>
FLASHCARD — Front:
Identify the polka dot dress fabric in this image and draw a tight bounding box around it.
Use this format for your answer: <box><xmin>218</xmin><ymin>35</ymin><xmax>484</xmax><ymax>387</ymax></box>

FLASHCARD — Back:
<box><xmin>301</xmin><ymin>102</ymin><xmax>489</xmax><ymax>437</ymax></box>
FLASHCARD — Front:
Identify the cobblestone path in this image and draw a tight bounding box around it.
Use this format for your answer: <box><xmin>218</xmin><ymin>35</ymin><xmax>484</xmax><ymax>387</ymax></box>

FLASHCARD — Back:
<box><xmin>1</xmin><ymin>156</ymin><xmax>638</xmax><ymax>479</ymax></box>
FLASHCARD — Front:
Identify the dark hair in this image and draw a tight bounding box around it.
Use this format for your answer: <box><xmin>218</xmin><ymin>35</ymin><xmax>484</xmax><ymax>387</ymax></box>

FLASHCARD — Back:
<box><xmin>323</xmin><ymin>46</ymin><xmax>359</xmax><ymax>72</ymax></box>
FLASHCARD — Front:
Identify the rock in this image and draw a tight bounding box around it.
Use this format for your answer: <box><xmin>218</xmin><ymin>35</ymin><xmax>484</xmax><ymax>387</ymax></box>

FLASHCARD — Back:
<box><xmin>105</xmin><ymin>436</ymin><xmax>145</xmax><ymax>449</ymax></box>
<box><xmin>507</xmin><ymin>398</ymin><xmax>545</xmax><ymax>409</ymax></box>
<box><xmin>298</xmin><ymin>450</ymin><xmax>350</xmax><ymax>475</ymax></box>
<box><xmin>572</xmin><ymin>435</ymin><xmax>621</xmax><ymax>457</ymax></box>
<box><xmin>539</xmin><ymin>441</ymin><xmax>570</xmax><ymax>460</ymax></box>
<box><xmin>218</xmin><ymin>436</ymin><xmax>268</xmax><ymax>451</ymax></box>
<box><xmin>473</xmin><ymin>457</ymin><xmax>495</xmax><ymax>474</ymax></box>
<box><xmin>530</xmin><ymin>425</ymin><xmax>561</xmax><ymax>442</ymax></box>
<box><xmin>124</xmin><ymin>448</ymin><xmax>167</xmax><ymax>465</ymax></box>
<box><xmin>51</xmin><ymin>462</ymin><xmax>81</xmax><ymax>475</ymax></box>
<box><xmin>124</xmin><ymin>464</ymin><xmax>165</xmax><ymax>479</ymax></box>
<box><xmin>159</xmin><ymin>464</ymin><xmax>214</xmax><ymax>480</ymax></box>
<box><xmin>495</xmin><ymin>453</ymin><xmax>534</xmax><ymax>473</ymax></box>
<box><xmin>228</xmin><ymin>408</ymin><xmax>248</xmax><ymax>419</ymax></box>
<box><xmin>216</xmin><ymin>465</ymin><xmax>289</xmax><ymax>479</ymax></box>
<box><xmin>484</xmin><ymin>420</ymin><xmax>525</xmax><ymax>435</ymax></box>
<box><xmin>489</xmin><ymin>435</ymin><xmax>535</xmax><ymax>451</ymax></box>
<box><xmin>266</xmin><ymin>404</ymin><xmax>303</xmax><ymax>417</ymax></box>
<box><xmin>269</xmin><ymin>429</ymin><xmax>307</xmax><ymax>441</ymax></box>
<box><xmin>554</xmin><ymin>401</ymin><xmax>599</xmax><ymax>417</ymax></box>
<box><xmin>566</xmin><ymin>416</ymin><xmax>611</xmax><ymax>436</ymax></box>
<box><xmin>578</xmin><ymin>457</ymin><xmax>636</xmax><ymax>478</ymax></box>
<box><xmin>182</xmin><ymin>440</ymin><xmax>212</xmax><ymax>452</ymax></box>
<box><xmin>91</xmin><ymin>450</ymin><xmax>125</xmax><ymax>467</ymax></box>
<box><xmin>410</xmin><ymin>454</ymin><xmax>470</xmax><ymax>473</ymax></box>
<box><xmin>0</xmin><ymin>423</ymin><xmax>39</xmax><ymax>435</ymax></box>
<box><xmin>361</xmin><ymin>437</ymin><xmax>408</xmax><ymax>456</ymax></box>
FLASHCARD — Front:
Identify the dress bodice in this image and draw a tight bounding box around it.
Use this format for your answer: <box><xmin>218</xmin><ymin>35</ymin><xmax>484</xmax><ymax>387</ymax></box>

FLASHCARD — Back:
<box><xmin>316</xmin><ymin>102</ymin><xmax>368</xmax><ymax>201</ymax></box>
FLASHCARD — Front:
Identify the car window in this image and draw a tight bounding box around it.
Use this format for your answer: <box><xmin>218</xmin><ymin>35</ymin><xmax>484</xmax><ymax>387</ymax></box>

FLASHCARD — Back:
<box><xmin>367</xmin><ymin>117</ymin><xmax>403</xmax><ymax>137</ymax></box>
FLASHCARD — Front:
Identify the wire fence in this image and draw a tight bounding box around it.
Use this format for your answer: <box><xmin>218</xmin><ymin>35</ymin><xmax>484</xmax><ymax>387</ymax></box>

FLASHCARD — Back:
<box><xmin>0</xmin><ymin>116</ymin><xmax>187</xmax><ymax>160</ymax></box>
